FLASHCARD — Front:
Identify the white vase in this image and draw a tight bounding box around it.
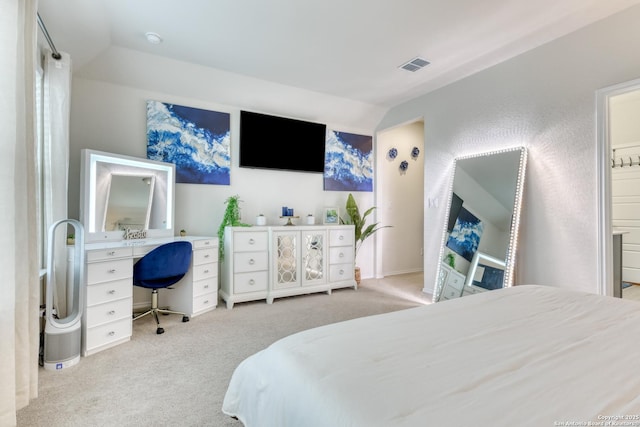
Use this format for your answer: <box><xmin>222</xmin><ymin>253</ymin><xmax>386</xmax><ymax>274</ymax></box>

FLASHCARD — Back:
<box><xmin>305</xmin><ymin>215</ymin><xmax>315</xmax><ymax>225</ymax></box>
<box><xmin>256</xmin><ymin>215</ymin><xmax>267</xmax><ymax>226</ymax></box>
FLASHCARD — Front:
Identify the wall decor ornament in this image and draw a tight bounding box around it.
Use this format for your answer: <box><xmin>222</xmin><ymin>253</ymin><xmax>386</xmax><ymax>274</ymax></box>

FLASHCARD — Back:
<box><xmin>399</xmin><ymin>160</ymin><xmax>409</xmax><ymax>172</ymax></box>
<box><xmin>324</xmin><ymin>130</ymin><xmax>373</xmax><ymax>192</ymax></box>
<box><xmin>388</xmin><ymin>148</ymin><xmax>398</xmax><ymax>160</ymax></box>
<box><xmin>411</xmin><ymin>147</ymin><xmax>420</xmax><ymax>159</ymax></box>
<box><xmin>147</xmin><ymin>100</ymin><xmax>231</xmax><ymax>185</ymax></box>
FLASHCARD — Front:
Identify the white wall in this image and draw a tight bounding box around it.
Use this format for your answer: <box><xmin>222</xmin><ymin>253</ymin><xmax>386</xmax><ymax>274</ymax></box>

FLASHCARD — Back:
<box><xmin>68</xmin><ymin>47</ymin><xmax>388</xmax><ymax>279</ymax></box>
<box><xmin>375</xmin><ymin>121</ymin><xmax>425</xmax><ymax>276</ymax></box>
<box><xmin>377</xmin><ymin>4</ymin><xmax>640</xmax><ymax>294</ymax></box>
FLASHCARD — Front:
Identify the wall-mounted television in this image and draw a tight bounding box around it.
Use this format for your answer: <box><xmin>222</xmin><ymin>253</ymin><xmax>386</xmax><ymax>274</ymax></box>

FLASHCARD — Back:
<box><xmin>239</xmin><ymin>110</ymin><xmax>327</xmax><ymax>173</ymax></box>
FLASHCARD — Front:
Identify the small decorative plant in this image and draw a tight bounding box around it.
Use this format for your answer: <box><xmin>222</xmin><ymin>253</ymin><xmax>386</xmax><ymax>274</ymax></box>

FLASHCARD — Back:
<box><xmin>445</xmin><ymin>253</ymin><xmax>455</xmax><ymax>269</ymax></box>
<box><xmin>217</xmin><ymin>195</ymin><xmax>251</xmax><ymax>260</ymax></box>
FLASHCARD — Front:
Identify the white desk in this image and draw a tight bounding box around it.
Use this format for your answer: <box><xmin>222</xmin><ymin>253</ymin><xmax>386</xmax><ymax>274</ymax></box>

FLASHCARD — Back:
<box><xmin>81</xmin><ymin>235</ymin><xmax>218</xmax><ymax>356</ymax></box>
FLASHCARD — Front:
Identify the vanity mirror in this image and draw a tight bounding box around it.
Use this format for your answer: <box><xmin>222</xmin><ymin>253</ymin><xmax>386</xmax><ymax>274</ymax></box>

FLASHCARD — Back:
<box><xmin>434</xmin><ymin>147</ymin><xmax>527</xmax><ymax>302</ymax></box>
<box><xmin>80</xmin><ymin>149</ymin><xmax>175</xmax><ymax>243</ymax></box>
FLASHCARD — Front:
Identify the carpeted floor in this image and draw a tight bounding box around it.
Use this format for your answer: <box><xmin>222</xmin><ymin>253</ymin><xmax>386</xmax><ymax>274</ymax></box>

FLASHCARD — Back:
<box><xmin>17</xmin><ymin>272</ymin><xmax>429</xmax><ymax>427</ymax></box>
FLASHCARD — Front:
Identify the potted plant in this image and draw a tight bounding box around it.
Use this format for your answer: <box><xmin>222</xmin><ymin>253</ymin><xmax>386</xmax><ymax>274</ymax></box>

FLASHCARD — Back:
<box><xmin>217</xmin><ymin>195</ymin><xmax>251</xmax><ymax>260</ymax></box>
<box><xmin>341</xmin><ymin>193</ymin><xmax>391</xmax><ymax>284</ymax></box>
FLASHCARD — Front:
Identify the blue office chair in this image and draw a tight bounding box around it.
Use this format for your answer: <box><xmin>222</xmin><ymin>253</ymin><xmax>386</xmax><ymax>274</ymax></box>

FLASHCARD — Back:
<box><xmin>133</xmin><ymin>241</ymin><xmax>192</xmax><ymax>334</ymax></box>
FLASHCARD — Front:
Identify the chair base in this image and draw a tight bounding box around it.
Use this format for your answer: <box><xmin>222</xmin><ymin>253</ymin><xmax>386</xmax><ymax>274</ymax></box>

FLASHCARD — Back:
<box><xmin>133</xmin><ymin>289</ymin><xmax>189</xmax><ymax>334</ymax></box>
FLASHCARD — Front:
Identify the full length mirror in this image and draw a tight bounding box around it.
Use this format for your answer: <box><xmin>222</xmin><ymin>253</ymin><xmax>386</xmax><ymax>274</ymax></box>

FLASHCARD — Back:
<box><xmin>80</xmin><ymin>149</ymin><xmax>175</xmax><ymax>243</ymax></box>
<box><xmin>435</xmin><ymin>147</ymin><xmax>526</xmax><ymax>302</ymax></box>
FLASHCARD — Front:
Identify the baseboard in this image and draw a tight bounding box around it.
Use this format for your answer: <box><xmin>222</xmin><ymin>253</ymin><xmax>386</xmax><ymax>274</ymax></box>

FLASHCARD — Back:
<box><xmin>378</xmin><ymin>268</ymin><xmax>423</xmax><ymax>277</ymax></box>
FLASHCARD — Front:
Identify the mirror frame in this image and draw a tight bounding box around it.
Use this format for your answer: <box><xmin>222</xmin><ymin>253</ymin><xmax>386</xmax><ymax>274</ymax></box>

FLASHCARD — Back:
<box><xmin>434</xmin><ymin>147</ymin><xmax>527</xmax><ymax>302</ymax></box>
<box><xmin>80</xmin><ymin>149</ymin><xmax>175</xmax><ymax>243</ymax></box>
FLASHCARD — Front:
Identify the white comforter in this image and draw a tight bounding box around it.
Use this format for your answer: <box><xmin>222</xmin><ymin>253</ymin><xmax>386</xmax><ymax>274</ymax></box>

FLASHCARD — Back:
<box><xmin>222</xmin><ymin>285</ymin><xmax>640</xmax><ymax>426</ymax></box>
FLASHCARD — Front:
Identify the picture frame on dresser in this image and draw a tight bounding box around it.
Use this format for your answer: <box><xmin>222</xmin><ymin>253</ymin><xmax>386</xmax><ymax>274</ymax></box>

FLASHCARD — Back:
<box><xmin>323</xmin><ymin>207</ymin><xmax>339</xmax><ymax>224</ymax></box>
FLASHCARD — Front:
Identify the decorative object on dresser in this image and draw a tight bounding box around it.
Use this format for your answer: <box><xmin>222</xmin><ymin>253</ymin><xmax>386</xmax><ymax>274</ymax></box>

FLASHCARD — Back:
<box><xmin>220</xmin><ymin>225</ymin><xmax>357</xmax><ymax>309</ymax></box>
<box><xmin>341</xmin><ymin>193</ymin><xmax>391</xmax><ymax>285</ymax></box>
<box><xmin>132</xmin><ymin>241</ymin><xmax>192</xmax><ymax>334</ymax></box>
<box><xmin>217</xmin><ymin>195</ymin><xmax>251</xmax><ymax>261</ymax></box>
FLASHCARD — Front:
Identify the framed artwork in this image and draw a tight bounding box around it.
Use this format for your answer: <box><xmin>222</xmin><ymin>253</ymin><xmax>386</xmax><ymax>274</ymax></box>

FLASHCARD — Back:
<box><xmin>323</xmin><ymin>207</ymin><xmax>340</xmax><ymax>225</ymax></box>
<box><xmin>147</xmin><ymin>100</ymin><xmax>231</xmax><ymax>185</ymax></box>
<box><xmin>446</xmin><ymin>207</ymin><xmax>484</xmax><ymax>262</ymax></box>
<box><xmin>324</xmin><ymin>130</ymin><xmax>373</xmax><ymax>192</ymax></box>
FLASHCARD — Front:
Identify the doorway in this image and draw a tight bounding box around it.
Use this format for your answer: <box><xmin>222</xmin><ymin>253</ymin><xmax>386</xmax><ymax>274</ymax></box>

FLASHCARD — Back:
<box><xmin>609</xmin><ymin>89</ymin><xmax>640</xmax><ymax>300</ymax></box>
<box><xmin>374</xmin><ymin>119</ymin><xmax>425</xmax><ymax>280</ymax></box>
<box><xmin>597</xmin><ymin>78</ymin><xmax>640</xmax><ymax>298</ymax></box>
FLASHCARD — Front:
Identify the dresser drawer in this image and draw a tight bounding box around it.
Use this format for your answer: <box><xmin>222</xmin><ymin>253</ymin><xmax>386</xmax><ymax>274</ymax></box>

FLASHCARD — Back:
<box><xmin>234</xmin><ymin>251</ymin><xmax>268</xmax><ymax>273</ymax></box>
<box><xmin>193</xmin><ymin>278</ymin><xmax>217</xmax><ymax>297</ymax></box>
<box><xmin>86</xmin><ymin>277</ymin><xmax>132</xmax><ymax>307</ymax></box>
<box><xmin>193</xmin><ymin>262</ymin><xmax>217</xmax><ymax>281</ymax></box>
<box><xmin>445</xmin><ymin>272</ymin><xmax>465</xmax><ymax>292</ymax></box>
<box><xmin>85</xmin><ymin>317</ymin><xmax>132</xmax><ymax>351</ymax></box>
<box><xmin>194</xmin><ymin>248</ymin><xmax>217</xmax><ymax>265</ymax></box>
<box><xmin>193</xmin><ymin>291</ymin><xmax>218</xmax><ymax>313</ymax></box>
<box><xmin>440</xmin><ymin>283</ymin><xmax>463</xmax><ymax>300</ymax></box>
<box><xmin>234</xmin><ymin>231</ymin><xmax>268</xmax><ymax>252</ymax></box>
<box><xmin>329</xmin><ymin>247</ymin><xmax>353</xmax><ymax>265</ymax></box>
<box><xmin>329</xmin><ymin>229</ymin><xmax>354</xmax><ymax>246</ymax></box>
<box><xmin>86</xmin><ymin>247</ymin><xmax>133</xmax><ymax>262</ymax></box>
<box><xmin>329</xmin><ymin>264</ymin><xmax>354</xmax><ymax>282</ymax></box>
<box><xmin>234</xmin><ymin>271</ymin><xmax>268</xmax><ymax>293</ymax></box>
<box><xmin>193</xmin><ymin>238</ymin><xmax>217</xmax><ymax>250</ymax></box>
<box><xmin>87</xmin><ymin>258</ymin><xmax>133</xmax><ymax>284</ymax></box>
<box><xmin>86</xmin><ymin>298</ymin><xmax>132</xmax><ymax>328</ymax></box>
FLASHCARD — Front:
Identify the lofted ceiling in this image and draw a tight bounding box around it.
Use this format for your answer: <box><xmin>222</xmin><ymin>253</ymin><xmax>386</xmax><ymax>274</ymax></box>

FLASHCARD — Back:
<box><xmin>37</xmin><ymin>0</ymin><xmax>640</xmax><ymax>108</ymax></box>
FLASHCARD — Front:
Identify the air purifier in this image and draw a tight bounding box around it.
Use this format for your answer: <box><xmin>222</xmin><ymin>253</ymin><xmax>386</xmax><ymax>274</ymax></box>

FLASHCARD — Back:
<box><xmin>44</xmin><ymin>219</ymin><xmax>84</xmax><ymax>371</ymax></box>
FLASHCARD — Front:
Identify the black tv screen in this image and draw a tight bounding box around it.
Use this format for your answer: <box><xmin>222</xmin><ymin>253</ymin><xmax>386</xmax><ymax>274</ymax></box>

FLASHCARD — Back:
<box><xmin>447</xmin><ymin>193</ymin><xmax>464</xmax><ymax>232</ymax></box>
<box><xmin>239</xmin><ymin>110</ymin><xmax>327</xmax><ymax>173</ymax></box>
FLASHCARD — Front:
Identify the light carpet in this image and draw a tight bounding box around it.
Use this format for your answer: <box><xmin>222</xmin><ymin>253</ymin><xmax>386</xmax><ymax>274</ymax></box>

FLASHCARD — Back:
<box><xmin>17</xmin><ymin>272</ymin><xmax>429</xmax><ymax>427</ymax></box>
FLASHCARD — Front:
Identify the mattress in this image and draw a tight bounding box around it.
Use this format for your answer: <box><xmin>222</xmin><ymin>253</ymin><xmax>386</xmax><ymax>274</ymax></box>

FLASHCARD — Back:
<box><xmin>222</xmin><ymin>285</ymin><xmax>640</xmax><ymax>426</ymax></box>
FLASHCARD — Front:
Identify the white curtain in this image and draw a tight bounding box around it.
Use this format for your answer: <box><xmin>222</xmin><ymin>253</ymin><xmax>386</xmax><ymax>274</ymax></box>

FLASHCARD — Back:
<box><xmin>0</xmin><ymin>0</ymin><xmax>41</xmax><ymax>425</ymax></box>
<box><xmin>43</xmin><ymin>48</ymin><xmax>71</xmax><ymax>317</ymax></box>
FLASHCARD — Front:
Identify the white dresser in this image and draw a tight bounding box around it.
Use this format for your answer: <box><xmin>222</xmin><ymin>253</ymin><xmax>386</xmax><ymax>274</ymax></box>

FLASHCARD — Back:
<box><xmin>82</xmin><ymin>236</ymin><xmax>217</xmax><ymax>356</ymax></box>
<box><xmin>221</xmin><ymin>225</ymin><xmax>356</xmax><ymax>309</ymax></box>
<box><xmin>437</xmin><ymin>263</ymin><xmax>466</xmax><ymax>301</ymax></box>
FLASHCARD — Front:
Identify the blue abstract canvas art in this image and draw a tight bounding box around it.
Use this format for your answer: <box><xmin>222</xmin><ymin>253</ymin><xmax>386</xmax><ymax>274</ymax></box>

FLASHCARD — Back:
<box><xmin>446</xmin><ymin>207</ymin><xmax>484</xmax><ymax>262</ymax></box>
<box><xmin>147</xmin><ymin>100</ymin><xmax>230</xmax><ymax>185</ymax></box>
<box><xmin>324</xmin><ymin>130</ymin><xmax>373</xmax><ymax>192</ymax></box>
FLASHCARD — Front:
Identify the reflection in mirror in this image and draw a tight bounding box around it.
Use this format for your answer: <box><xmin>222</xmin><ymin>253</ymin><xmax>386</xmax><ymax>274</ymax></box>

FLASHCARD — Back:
<box><xmin>103</xmin><ymin>175</ymin><xmax>155</xmax><ymax>231</ymax></box>
<box><xmin>435</xmin><ymin>147</ymin><xmax>526</xmax><ymax>302</ymax></box>
<box><xmin>80</xmin><ymin>149</ymin><xmax>175</xmax><ymax>243</ymax></box>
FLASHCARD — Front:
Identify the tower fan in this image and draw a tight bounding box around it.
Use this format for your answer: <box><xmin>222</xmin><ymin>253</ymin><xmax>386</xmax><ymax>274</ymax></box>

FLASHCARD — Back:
<box><xmin>44</xmin><ymin>219</ymin><xmax>84</xmax><ymax>371</ymax></box>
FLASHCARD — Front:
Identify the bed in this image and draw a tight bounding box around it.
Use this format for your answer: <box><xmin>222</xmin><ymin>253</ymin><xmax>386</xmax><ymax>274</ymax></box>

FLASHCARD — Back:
<box><xmin>222</xmin><ymin>285</ymin><xmax>640</xmax><ymax>426</ymax></box>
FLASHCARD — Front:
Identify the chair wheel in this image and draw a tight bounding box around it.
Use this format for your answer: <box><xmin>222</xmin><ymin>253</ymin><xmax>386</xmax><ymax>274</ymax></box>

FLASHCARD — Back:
<box><xmin>182</xmin><ymin>316</ymin><xmax>190</xmax><ymax>323</ymax></box>
<box><xmin>156</xmin><ymin>327</ymin><xmax>165</xmax><ymax>334</ymax></box>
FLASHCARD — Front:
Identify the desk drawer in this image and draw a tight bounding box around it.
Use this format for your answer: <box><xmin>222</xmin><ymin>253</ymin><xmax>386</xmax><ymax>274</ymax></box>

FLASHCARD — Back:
<box><xmin>193</xmin><ymin>263</ymin><xmax>217</xmax><ymax>281</ymax></box>
<box><xmin>193</xmin><ymin>238</ymin><xmax>217</xmax><ymax>250</ymax></box>
<box><xmin>86</xmin><ymin>247</ymin><xmax>133</xmax><ymax>262</ymax></box>
<box><xmin>86</xmin><ymin>278</ymin><xmax>132</xmax><ymax>306</ymax></box>
<box><xmin>193</xmin><ymin>291</ymin><xmax>217</xmax><ymax>313</ymax></box>
<box><xmin>234</xmin><ymin>271</ymin><xmax>268</xmax><ymax>293</ymax></box>
<box><xmin>193</xmin><ymin>278</ymin><xmax>217</xmax><ymax>297</ymax></box>
<box><xmin>234</xmin><ymin>231</ymin><xmax>268</xmax><ymax>252</ymax></box>
<box><xmin>329</xmin><ymin>247</ymin><xmax>353</xmax><ymax>265</ymax></box>
<box><xmin>87</xmin><ymin>258</ymin><xmax>133</xmax><ymax>284</ymax></box>
<box><xmin>86</xmin><ymin>298</ymin><xmax>132</xmax><ymax>328</ymax></box>
<box><xmin>234</xmin><ymin>251</ymin><xmax>268</xmax><ymax>273</ymax></box>
<box><xmin>194</xmin><ymin>248</ymin><xmax>217</xmax><ymax>265</ymax></box>
<box><xmin>85</xmin><ymin>318</ymin><xmax>132</xmax><ymax>351</ymax></box>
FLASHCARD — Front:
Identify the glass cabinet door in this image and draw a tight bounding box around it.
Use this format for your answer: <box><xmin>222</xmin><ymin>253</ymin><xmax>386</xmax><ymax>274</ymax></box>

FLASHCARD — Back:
<box><xmin>302</xmin><ymin>230</ymin><xmax>326</xmax><ymax>286</ymax></box>
<box><xmin>274</xmin><ymin>232</ymin><xmax>298</xmax><ymax>289</ymax></box>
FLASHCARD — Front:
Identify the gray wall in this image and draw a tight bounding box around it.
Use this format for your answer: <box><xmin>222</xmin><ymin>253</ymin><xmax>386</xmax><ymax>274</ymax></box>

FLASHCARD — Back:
<box><xmin>378</xmin><ymin>5</ymin><xmax>640</xmax><ymax>294</ymax></box>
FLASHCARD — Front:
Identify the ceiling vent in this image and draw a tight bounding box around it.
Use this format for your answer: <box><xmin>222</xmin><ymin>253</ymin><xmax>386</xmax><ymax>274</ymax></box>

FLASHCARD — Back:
<box><xmin>399</xmin><ymin>57</ymin><xmax>430</xmax><ymax>72</ymax></box>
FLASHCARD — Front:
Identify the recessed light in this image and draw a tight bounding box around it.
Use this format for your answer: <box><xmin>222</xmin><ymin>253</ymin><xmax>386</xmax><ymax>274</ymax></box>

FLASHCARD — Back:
<box><xmin>145</xmin><ymin>32</ymin><xmax>163</xmax><ymax>44</ymax></box>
